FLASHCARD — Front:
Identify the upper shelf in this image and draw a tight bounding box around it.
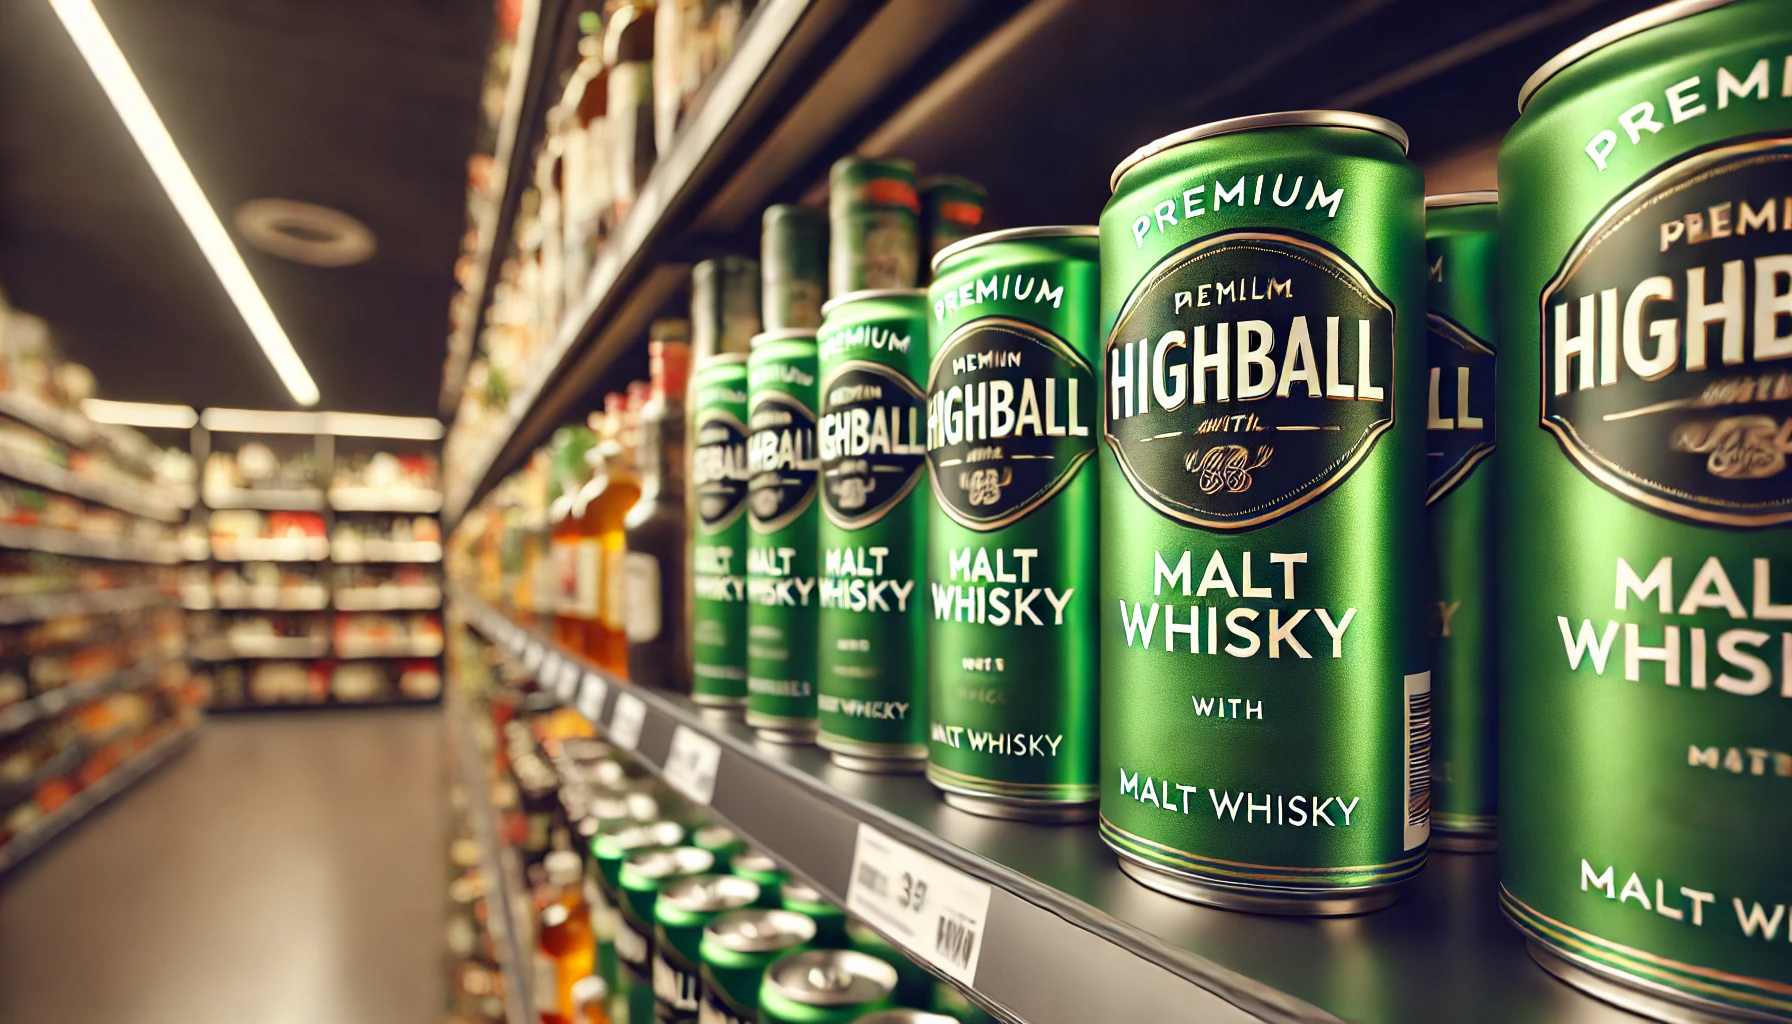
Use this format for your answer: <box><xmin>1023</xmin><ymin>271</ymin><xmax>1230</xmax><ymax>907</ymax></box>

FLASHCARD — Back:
<box><xmin>452</xmin><ymin>585</ymin><xmax>1642</xmax><ymax>1024</ymax></box>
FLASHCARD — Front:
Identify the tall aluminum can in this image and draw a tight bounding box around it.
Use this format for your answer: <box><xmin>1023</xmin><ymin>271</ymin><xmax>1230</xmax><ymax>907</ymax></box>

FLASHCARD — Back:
<box><xmin>746</xmin><ymin>329</ymin><xmax>823</xmax><ymax>743</ymax></box>
<box><xmin>1499</xmin><ymin>2</ymin><xmax>1792</xmax><ymax>1019</ymax></box>
<box><xmin>691</xmin><ymin>353</ymin><xmax>752</xmax><ymax>707</ymax></box>
<box><xmin>764</xmin><ymin>204</ymin><xmax>829</xmax><ymax>331</ymax></box>
<box><xmin>694</xmin><ymin>257</ymin><xmax>764</xmax><ymax>360</ymax></box>
<box><xmin>816</xmin><ymin>289</ymin><xmax>931</xmax><ymax>771</ymax></box>
<box><xmin>920</xmin><ymin>176</ymin><xmax>988</xmax><ymax>268</ymax></box>
<box><xmin>1098</xmin><ymin>111</ymin><xmax>1429</xmax><ymax>914</ymax></box>
<box><xmin>1423</xmin><ymin>192</ymin><xmax>1500</xmax><ymax>853</ymax></box>
<box><xmin>699</xmin><ymin>909</ymin><xmax>816</xmax><ymax>1024</ymax></box>
<box><xmin>925</xmin><ymin>226</ymin><xmax>1100</xmax><ymax>822</ymax></box>
<box><xmin>653</xmin><ymin>874</ymin><xmax>762</xmax><ymax>1023</ymax></box>
<box><xmin>757</xmin><ymin>950</ymin><xmax>898</xmax><ymax>1024</ymax></box>
<box><xmin>830</xmin><ymin>156</ymin><xmax>921</xmax><ymax>296</ymax></box>
<box><xmin>618</xmin><ymin>846</ymin><xmax>716</xmax><ymax>1024</ymax></box>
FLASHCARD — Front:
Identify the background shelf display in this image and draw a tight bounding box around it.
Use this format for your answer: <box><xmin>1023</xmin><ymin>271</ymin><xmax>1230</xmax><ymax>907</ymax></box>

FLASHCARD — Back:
<box><xmin>0</xmin><ymin>586</ymin><xmax>172</xmax><ymax>626</ymax></box>
<box><xmin>0</xmin><ymin>522</ymin><xmax>179</xmax><ymax>564</ymax></box>
<box><xmin>452</xmin><ymin>586</ymin><xmax>1643</xmax><ymax>1024</ymax></box>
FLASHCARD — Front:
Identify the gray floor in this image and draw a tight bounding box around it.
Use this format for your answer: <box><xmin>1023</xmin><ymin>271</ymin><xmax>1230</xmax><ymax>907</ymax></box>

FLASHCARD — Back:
<box><xmin>0</xmin><ymin>709</ymin><xmax>448</xmax><ymax>1024</ymax></box>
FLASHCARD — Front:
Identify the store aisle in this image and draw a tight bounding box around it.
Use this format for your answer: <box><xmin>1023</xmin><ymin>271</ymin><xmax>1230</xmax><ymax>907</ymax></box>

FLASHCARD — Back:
<box><xmin>0</xmin><ymin>710</ymin><xmax>448</xmax><ymax>1024</ymax></box>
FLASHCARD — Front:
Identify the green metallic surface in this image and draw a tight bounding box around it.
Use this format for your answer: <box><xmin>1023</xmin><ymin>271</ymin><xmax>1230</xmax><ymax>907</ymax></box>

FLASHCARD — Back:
<box><xmin>1498</xmin><ymin>2</ymin><xmax>1792</xmax><ymax>1016</ymax></box>
<box><xmin>698</xmin><ymin>909</ymin><xmax>816</xmax><ymax>1024</ymax></box>
<box><xmin>653</xmin><ymin>875</ymin><xmax>760</xmax><ymax>1022</ymax></box>
<box><xmin>1097</xmin><ymin>123</ymin><xmax>1429</xmax><ymax>892</ymax></box>
<box><xmin>925</xmin><ymin>231</ymin><xmax>1102</xmax><ymax>807</ymax></box>
<box><xmin>781</xmin><ymin>884</ymin><xmax>848</xmax><ymax>949</ymax></box>
<box><xmin>592</xmin><ymin>820</ymin><xmax>687</xmax><ymax>894</ymax></box>
<box><xmin>747</xmin><ymin>333</ymin><xmax>822</xmax><ymax>735</ymax></box>
<box><xmin>816</xmin><ymin>291</ymin><xmax>931</xmax><ymax>762</ymax></box>
<box><xmin>765</xmin><ymin>204</ymin><xmax>830</xmax><ymax>331</ymax></box>
<box><xmin>692</xmin><ymin>356</ymin><xmax>752</xmax><ymax>706</ymax></box>
<box><xmin>1424</xmin><ymin>199</ymin><xmax>1500</xmax><ymax>843</ymax></box>
<box><xmin>693</xmin><ymin>257</ymin><xmax>763</xmax><ymax>360</ymax></box>
<box><xmin>830</xmin><ymin>156</ymin><xmax>921</xmax><ymax>296</ymax></box>
<box><xmin>729</xmin><ymin>849</ymin><xmax>788</xmax><ymax>907</ymax></box>
<box><xmin>693</xmin><ymin>823</ymin><xmax>745</xmax><ymax>863</ymax></box>
<box><xmin>758</xmin><ymin>950</ymin><xmax>897</xmax><ymax>1024</ymax></box>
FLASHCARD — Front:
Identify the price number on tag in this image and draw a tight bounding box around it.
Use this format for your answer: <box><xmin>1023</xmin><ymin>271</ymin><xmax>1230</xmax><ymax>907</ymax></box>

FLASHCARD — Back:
<box><xmin>577</xmin><ymin>672</ymin><xmax>609</xmax><ymax>721</ymax></box>
<box><xmin>609</xmin><ymin>692</ymin><xmax>647</xmax><ymax>751</ymax></box>
<box><xmin>845</xmin><ymin>824</ymin><xmax>991</xmax><ymax>986</ymax></box>
<box><xmin>662</xmin><ymin>726</ymin><xmax>722</xmax><ymax>805</ymax></box>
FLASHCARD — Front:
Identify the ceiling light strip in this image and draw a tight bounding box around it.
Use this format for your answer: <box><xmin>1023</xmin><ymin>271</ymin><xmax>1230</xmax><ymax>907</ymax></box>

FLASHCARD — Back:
<box><xmin>200</xmin><ymin>408</ymin><xmax>443</xmax><ymax>440</ymax></box>
<box><xmin>47</xmin><ymin>0</ymin><xmax>322</xmax><ymax>407</ymax></box>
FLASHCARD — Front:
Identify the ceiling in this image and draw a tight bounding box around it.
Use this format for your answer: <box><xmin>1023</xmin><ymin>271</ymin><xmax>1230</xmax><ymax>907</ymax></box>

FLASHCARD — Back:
<box><xmin>0</xmin><ymin>0</ymin><xmax>492</xmax><ymax>417</ymax></box>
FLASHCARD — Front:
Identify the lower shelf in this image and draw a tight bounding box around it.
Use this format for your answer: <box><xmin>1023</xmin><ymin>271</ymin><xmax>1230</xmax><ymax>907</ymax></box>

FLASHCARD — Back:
<box><xmin>0</xmin><ymin>722</ymin><xmax>199</xmax><ymax>876</ymax></box>
<box><xmin>209</xmin><ymin>694</ymin><xmax>442</xmax><ymax>713</ymax></box>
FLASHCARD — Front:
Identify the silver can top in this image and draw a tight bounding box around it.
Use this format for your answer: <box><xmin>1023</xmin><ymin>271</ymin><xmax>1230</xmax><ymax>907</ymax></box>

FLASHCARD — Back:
<box><xmin>749</xmin><ymin>328</ymin><xmax>818</xmax><ymax>350</ymax></box>
<box><xmin>930</xmin><ymin>225</ymin><xmax>1098</xmax><ymax>277</ymax></box>
<box><xmin>1424</xmin><ymin>190</ymin><xmax>1499</xmax><ymax>209</ymax></box>
<box><xmin>657</xmin><ymin>873</ymin><xmax>761</xmax><ymax>914</ymax></box>
<box><xmin>855</xmin><ymin>1013</ymin><xmax>962</xmax><ymax>1024</ymax></box>
<box><xmin>703</xmin><ymin>908</ymin><xmax>817</xmax><ymax>952</ymax></box>
<box><xmin>1110</xmin><ymin>110</ymin><xmax>1410</xmax><ymax>193</ymax></box>
<box><xmin>763</xmin><ymin>949</ymin><xmax>899</xmax><ymax>1007</ymax></box>
<box><xmin>780</xmin><ymin>880</ymin><xmax>831</xmax><ymax>906</ymax></box>
<box><xmin>730</xmin><ymin>849</ymin><xmax>784</xmax><ymax>875</ymax></box>
<box><xmin>819</xmin><ymin>288</ymin><xmax>928</xmax><ymax>319</ymax></box>
<box><xmin>598</xmin><ymin>818</ymin><xmax>685</xmax><ymax>851</ymax></box>
<box><xmin>1518</xmin><ymin>0</ymin><xmax>1738</xmax><ymax>113</ymax></box>
<box><xmin>621</xmin><ymin>845</ymin><xmax>715</xmax><ymax>881</ymax></box>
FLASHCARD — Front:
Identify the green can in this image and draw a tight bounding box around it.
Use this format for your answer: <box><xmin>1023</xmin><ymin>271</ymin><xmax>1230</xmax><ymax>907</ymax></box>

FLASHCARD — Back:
<box><xmin>1499</xmin><ymin>2</ymin><xmax>1792</xmax><ymax>1020</ymax></box>
<box><xmin>1098</xmin><ymin>111</ymin><xmax>1429</xmax><ymax>914</ymax></box>
<box><xmin>692</xmin><ymin>353</ymin><xmax>753</xmax><ymax>707</ymax></box>
<box><xmin>1423</xmin><ymin>192</ymin><xmax>1500</xmax><ymax>854</ymax></box>
<box><xmin>729</xmin><ymin>848</ymin><xmax>788</xmax><ymax>906</ymax></box>
<box><xmin>693</xmin><ymin>822</ymin><xmax>745</xmax><ymax>863</ymax></box>
<box><xmin>920</xmin><ymin>176</ymin><xmax>987</xmax><ymax>268</ymax></box>
<box><xmin>693</xmin><ymin>257</ymin><xmax>763</xmax><ymax>359</ymax></box>
<box><xmin>653</xmin><ymin>874</ymin><xmax>761</xmax><ymax>1022</ymax></box>
<box><xmin>759</xmin><ymin>949</ymin><xmax>898</xmax><ymax>1024</ymax></box>
<box><xmin>844</xmin><ymin>920</ymin><xmax>933</xmax><ymax>1008</ymax></box>
<box><xmin>816</xmin><ymin>289</ymin><xmax>932</xmax><ymax>771</ymax></box>
<box><xmin>699</xmin><ymin>908</ymin><xmax>816</xmax><ymax>1024</ymax></box>
<box><xmin>765</xmin><ymin>204</ymin><xmax>830</xmax><ymax>331</ymax></box>
<box><xmin>592</xmin><ymin>819</ymin><xmax>687</xmax><ymax>895</ymax></box>
<box><xmin>925</xmin><ymin>226</ymin><xmax>1101</xmax><ymax>822</ymax></box>
<box><xmin>830</xmin><ymin>156</ymin><xmax>921</xmax><ymax>296</ymax></box>
<box><xmin>747</xmin><ymin>328</ymin><xmax>823</xmax><ymax>743</ymax></box>
<box><xmin>618</xmin><ymin>846</ymin><xmax>716</xmax><ymax>1023</ymax></box>
<box><xmin>779</xmin><ymin>880</ymin><xmax>848</xmax><ymax>949</ymax></box>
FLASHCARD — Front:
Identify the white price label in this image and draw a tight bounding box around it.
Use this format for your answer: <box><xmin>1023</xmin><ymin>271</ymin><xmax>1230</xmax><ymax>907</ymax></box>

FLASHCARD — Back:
<box><xmin>609</xmin><ymin>692</ymin><xmax>647</xmax><ymax>751</ymax></box>
<box><xmin>662</xmin><ymin>726</ymin><xmax>721</xmax><ymax>805</ymax></box>
<box><xmin>577</xmin><ymin>672</ymin><xmax>609</xmax><ymax>721</ymax></box>
<box><xmin>522</xmin><ymin>642</ymin><xmax>545</xmax><ymax>672</ymax></box>
<box><xmin>846</xmin><ymin>824</ymin><xmax>992</xmax><ymax>987</ymax></box>
<box><xmin>555</xmin><ymin>658</ymin><xmax>581</xmax><ymax>702</ymax></box>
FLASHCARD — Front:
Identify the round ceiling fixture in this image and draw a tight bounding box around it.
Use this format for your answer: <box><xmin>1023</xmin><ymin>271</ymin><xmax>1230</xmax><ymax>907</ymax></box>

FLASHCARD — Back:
<box><xmin>234</xmin><ymin>198</ymin><xmax>376</xmax><ymax>267</ymax></box>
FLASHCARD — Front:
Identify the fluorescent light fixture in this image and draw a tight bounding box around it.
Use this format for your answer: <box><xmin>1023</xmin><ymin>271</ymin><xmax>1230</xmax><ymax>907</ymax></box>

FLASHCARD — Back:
<box><xmin>200</xmin><ymin>407</ymin><xmax>444</xmax><ymax>440</ymax></box>
<box><xmin>47</xmin><ymin>0</ymin><xmax>322</xmax><ymax>407</ymax></box>
<box><xmin>81</xmin><ymin>399</ymin><xmax>198</xmax><ymax>429</ymax></box>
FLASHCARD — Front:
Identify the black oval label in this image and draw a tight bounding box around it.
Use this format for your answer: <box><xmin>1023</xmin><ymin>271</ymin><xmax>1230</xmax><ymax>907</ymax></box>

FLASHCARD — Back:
<box><xmin>1426</xmin><ymin>313</ymin><xmax>1496</xmax><ymax>504</ymax></box>
<box><xmin>819</xmin><ymin>360</ymin><xmax>927</xmax><ymax>528</ymax></box>
<box><xmin>747</xmin><ymin>392</ymin><xmax>819</xmax><ymax>533</ymax></box>
<box><xmin>694</xmin><ymin>409</ymin><xmax>750</xmax><ymax>531</ymax></box>
<box><xmin>1540</xmin><ymin>136</ymin><xmax>1792</xmax><ymax>527</ymax></box>
<box><xmin>924</xmin><ymin>317</ymin><xmax>1095</xmax><ymax>531</ymax></box>
<box><xmin>1105</xmin><ymin>231</ymin><xmax>1396</xmax><ymax>530</ymax></box>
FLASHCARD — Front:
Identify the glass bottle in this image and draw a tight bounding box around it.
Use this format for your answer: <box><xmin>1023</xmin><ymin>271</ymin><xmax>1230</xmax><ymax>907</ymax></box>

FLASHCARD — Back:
<box><xmin>623</xmin><ymin>329</ymin><xmax>691</xmax><ymax>691</ymax></box>
<box><xmin>561</xmin><ymin>10</ymin><xmax>611</xmax><ymax>310</ymax></box>
<box><xmin>539</xmin><ymin>851</ymin><xmax>597</xmax><ymax>1023</ymax></box>
<box><xmin>578</xmin><ymin>393</ymin><xmax>640</xmax><ymax>674</ymax></box>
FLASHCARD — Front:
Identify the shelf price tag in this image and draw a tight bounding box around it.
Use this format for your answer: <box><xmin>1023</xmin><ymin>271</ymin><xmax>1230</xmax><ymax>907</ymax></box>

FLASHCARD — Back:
<box><xmin>554</xmin><ymin>659</ymin><xmax>580</xmax><ymax>703</ymax></box>
<box><xmin>846</xmin><ymin>824</ymin><xmax>992</xmax><ymax>987</ymax></box>
<box><xmin>609</xmin><ymin>692</ymin><xmax>647</xmax><ymax>752</ymax></box>
<box><xmin>662</xmin><ymin>726</ymin><xmax>721</xmax><ymax>805</ymax></box>
<box><xmin>522</xmin><ymin>642</ymin><xmax>545</xmax><ymax>673</ymax></box>
<box><xmin>577</xmin><ymin>672</ymin><xmax>609</xmax><ymax>722</ymax></box>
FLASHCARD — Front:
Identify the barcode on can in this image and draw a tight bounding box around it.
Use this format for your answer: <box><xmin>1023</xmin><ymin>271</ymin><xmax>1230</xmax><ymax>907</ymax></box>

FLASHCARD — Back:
<box><xmin>936</xmin><ymin>913</ymin><xmax>978</xmax><ymax>970</ymax></box>
<box><xmin>1404</xmin><ymin>670</ymin><xmax>1432</xmax><ymax>851</ymax></box>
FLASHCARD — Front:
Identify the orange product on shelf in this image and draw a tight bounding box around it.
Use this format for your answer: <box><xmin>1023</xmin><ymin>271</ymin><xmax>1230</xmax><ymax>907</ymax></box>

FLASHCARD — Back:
<box><xmin>538</xmin><ymin>851</ymin><xmax>597</xmax><ymax>1024</ymax></box>
<box><xmin>578</xmin><ymin>392</ymin><xmax>639</xmax><ymax>674</ymax></box>
<box><xmin>548</xmin><ymin>426</ymin><xmax>598</xmax><ymax>653</ymax></box>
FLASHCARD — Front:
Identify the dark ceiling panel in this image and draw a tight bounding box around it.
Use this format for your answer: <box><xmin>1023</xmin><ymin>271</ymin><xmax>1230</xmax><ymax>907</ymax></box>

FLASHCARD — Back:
<box><xmin>0</xmin><ymin>0</ymin><xmax>491</xmax><ymax>416</ymax></box>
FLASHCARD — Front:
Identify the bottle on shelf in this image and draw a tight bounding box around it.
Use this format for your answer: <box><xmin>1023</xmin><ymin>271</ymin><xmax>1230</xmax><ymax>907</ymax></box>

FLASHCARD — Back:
<box><xmin>578</xmin><ymin>393</ymin><xmax>640</xmax><ymax>675</ymax></box>
<box><xmin>603</xmin><ymin>1</ymin><xmax>657</xmax><ymax>225</ymax></box>
<box><xmin>539</xmin><ymin>850</ymin><xmax>598</xmax><ymax>1024</ymax></box>
<box><xmin>561</xmin><ymin>10</ymin><xmax>612</xmax><ymax>311</ymax></box>
<box><xmin>547</xmin><ymin>428</ymin><xmax>598</xmax><ymax>652</ymax></box>
<box><xmin>623</xmin><ymin>325</ymin><xmax>691</xmax><ymax>691</ymax></box>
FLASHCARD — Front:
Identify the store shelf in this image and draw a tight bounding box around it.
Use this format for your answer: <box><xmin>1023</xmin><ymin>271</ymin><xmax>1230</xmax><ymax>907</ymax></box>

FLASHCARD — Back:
<box><xmin>0</xmin><ymin>586</ymin><xmax>172</xmax><ymax>625</ymax></box>
<box><xmin>0</xmin><ymin>722</ymin><xmax>199</xmax><ymax>877</ymax></box>
<box><xmin>212</xmin><ymin>589</ymin><xmax>331</xmax><ymax>611</ymax></box>
<box><xmin>331</xmin><ymin>540</ymin><xmax>443</xmax><ymax>564</ymax></box>
<box><xmin>0</xmin><ymin>391</ymin><xmax>96</xmax><ymax>449</ymax></box>
<box><xmin>194</xmin><ymin>636</ymin><xmax>331</xmax><ymax>660</ymax></box>
<box><xmin>0</xmin><ymin>521</ymin><xmax>180</xmax><ymax>564</ymax></box>
<box><xmin>333</xmin><ymin>637</ymin><xmax>445</xmax><ymax>660</ymax></box>
<box><xmin>452</xmin><ymin>585</ymin><xmax>1642</xmax><ymax>1024</ymax></box>
<box><xmin>0</xmin><ymin>447</ymin><xmax>184</xmax><ymax>523</ymax></box>
<box><xmin>209</xmin><ymin>537</ymin><xmax>331</xmax><ymax>562</ymax></box>
<box><xmin>443</xmin><ymin>672</ymin><xmax>534</xmax><ymax>1024</ymax></box>
<box><xmin>327</xmin><ymin>487</ymin><xmax>443</xmax><ymax>514</ymax></box>
<box><xmin>332</xmin><ymin>587</ymin><xmax>443</xmax><ymax>612</ymax></box>
<box><xmin>209</xmin><ymin>693</ymin><xmax>443</xmax><ymax>713</ymax></box>
<box><xmin>202</xmin><ymin>486</ymin><xmax>327</xmax><ymax>512</ymax></box>
<box><xmin>0</xmin><ymin>654</ymin><xmax>181</xmax><ymax>738</ymax></box>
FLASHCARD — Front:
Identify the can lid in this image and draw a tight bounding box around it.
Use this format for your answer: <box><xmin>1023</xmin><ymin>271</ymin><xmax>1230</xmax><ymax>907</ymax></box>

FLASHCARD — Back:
<box><xmin>1517</xmin><ymin>0</ymin><xmax>1738</xmax><ymax>113</ymax></box>
<box><xmin>764</xmin><ymin>949</ymin><xmax>899</xmax><ymax>1006</ymax></box>
<box><xmin>1424</xmin><ymin>190</ymin><xmax>1499</xmax><ymax>209</ymax></box>
<box><xmin>695</xmin><ymin>352</ymin><xmax>748</xmax><ymax>369</ymax></box>
<box><xmin>781</xmin><ymin>880</ymin><xmax>832</xmax><ymax>907</ymax></box>
<box><xmin>658</xmin><ymin>873</ymin><xmax>761</xmax><ymax>914</ymax></box>
<box><xmin>855</xmin><ymin>1012</ymin><xmax>961</xmax><ymax>1024</ymax></box>
<box><xmin>731</xmin><ymin>849</ymin><xmax>784</xmax><ymax>875</ymax></box>
<box><xmin>621</xmin><ymin>845</ymin><xmax>715</xmax><ymax>884</ymax></box>
<box><xmin>930</xmin><ymin>225</ymin><xmax>1098</xmax><ymax>277</ymax></box>
<box><xmin>594</xmin><ymin>819</ymin><xmax>686</xmax><ymax>857</ymax></box>
<box><xmin>749</xmin><ymin>328</ymin><xmax>818</xmax><ymax>349</ymax></box>
<box><xmin>693</xmin><ymin>822</ymin><xmax>738</xmax><ymax>848</ymax></box>
<box><xmin>1109</xmin><ymin>110</ymin><xmax>1410</xmax><ymax>193</ymax></box>
<box><xmin>819</xmin><ymin>288</ymin><xmax>928</xmax><ymax>318</ymax></box>
<box><xmin>704</xmin><ymin>908</ymin><xmax>817</xmax><ymax>952</ymax></box>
